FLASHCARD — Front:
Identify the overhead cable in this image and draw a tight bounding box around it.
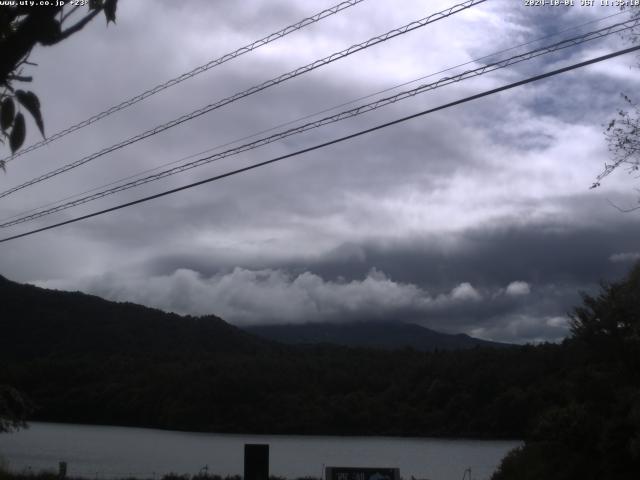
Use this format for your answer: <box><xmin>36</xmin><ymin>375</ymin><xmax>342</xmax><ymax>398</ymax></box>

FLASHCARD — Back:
<box><xmin>0</xmin><ymin>0</ymin><xmax>487</xmax><ymax>199</ymax></box>
<box><xmin>2</xmin><ymin>9</ymin><xmax>627</xmax><ymax>226</ymax></box>
<box><xmin>2</xmin><ymin>17</ymin><xmax>637</xmax><ymax>229</ymax></box>
<box><xmin>1</xmin><ymin>44</ymin><xmax>638</xmax><ymax>244</ymax></box>
<box><xmin>1</xmin><ymin>0</ymin><xmax>368</xmax><ymax>164</ymax></box>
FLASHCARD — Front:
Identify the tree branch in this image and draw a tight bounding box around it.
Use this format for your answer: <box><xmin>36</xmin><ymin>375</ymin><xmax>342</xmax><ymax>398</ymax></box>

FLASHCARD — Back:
<box><xmin>606</xmin><ymin>198</ymin><xmax>640</xmax><ymax>213</ymax></box>
<box><xmin>57</xmin><ymin>8</ymin><xmax>101</xmax><ymax>42</ymax></box>
<box><xmin>7</xmin><ymin>74</ymin><xmax>33</xmax><ymax>82</ymax></box>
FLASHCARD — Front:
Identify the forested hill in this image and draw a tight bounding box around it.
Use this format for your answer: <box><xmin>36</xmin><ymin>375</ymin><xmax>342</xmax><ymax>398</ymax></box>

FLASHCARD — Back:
<box><xmin>245</xmin><ymin>321</ymin><xmax>511</xmax><ymax>351</ymax></box>
<box><xmin>0</xmin><ymin>272</ymin><xmax>556</xmax><ymax>439</ymax></box>
<box><xmin>0</xmin><ymin>274</ymin><xmax>505</xmax><ymax>354</ymax></box>
<box><xmin>0</xmin><ymin>274</ymin><xmax>269</xmax><ymax>357</ymax></box>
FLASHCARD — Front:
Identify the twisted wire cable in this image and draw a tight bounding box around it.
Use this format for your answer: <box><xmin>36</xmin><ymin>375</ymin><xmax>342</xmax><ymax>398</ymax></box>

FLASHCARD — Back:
<box><xmin>0</xmin><ymin>0</ymin><xmax>487</xmax><ymax>199</ymax></box>
<box><xmin>1</xmin><ymin>9</ymin><xmax>625</xmax><ymax>226</ymax></box>
<box><xmin>2</xmin><ymin>45</ymin><xmax>639</xmax><ymax>244</ymax></box>
<box><xmin>2</xmin><ymin>17</ymin><xmax>636</xmax><ymax>229</ymax></box>
<box><xmin>2</xmin><ymin>0</ymin><xmax>368</xmax><ymax>164</ymax></box>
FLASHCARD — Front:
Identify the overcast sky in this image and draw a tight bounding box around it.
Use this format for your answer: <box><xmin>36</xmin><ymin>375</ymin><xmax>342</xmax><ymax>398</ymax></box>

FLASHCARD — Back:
<box><xmin>1</xmin><ymin>0</ymin><xmax>639</xmax><ymax>343</ymax></box>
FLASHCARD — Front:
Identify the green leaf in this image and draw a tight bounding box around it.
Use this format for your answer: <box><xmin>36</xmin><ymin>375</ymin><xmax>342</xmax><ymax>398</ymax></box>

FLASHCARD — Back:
<box><xmin>104</xmin><ymin>0</ymin><xmax>117</xmax><ymax>24</ymax></box>
<box><xmin>1</xmin><ymin>97</ymin><xmax>15</xmax><ymax>131</ymax></box>
<box><xmin>10</xmin><ymin>113</ymin><xmax>25</xmax><ymax>154</ymax></box>
<box><xmin>16</xmin><ymin>90</ymin><xmax>45</xmax><ymax>137</ymax></box>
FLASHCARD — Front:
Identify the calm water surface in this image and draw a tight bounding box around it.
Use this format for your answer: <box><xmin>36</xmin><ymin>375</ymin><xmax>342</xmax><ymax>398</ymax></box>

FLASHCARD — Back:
<box><xmin>0</xmin><ymin>423</ymin><xmax>520</xmax><ymax>480</ymax></box>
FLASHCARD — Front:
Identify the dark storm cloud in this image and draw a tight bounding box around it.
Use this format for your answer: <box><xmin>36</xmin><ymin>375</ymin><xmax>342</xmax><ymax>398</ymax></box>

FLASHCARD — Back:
<box><xmin>240</xmin><ymin>202</ymin><xmax>640</xmax><ymax>290</ymax></box>
<box><xmin>49</xmin><ymin>205</ymin><xmax>631</xmax><ymax>343</ymax></box>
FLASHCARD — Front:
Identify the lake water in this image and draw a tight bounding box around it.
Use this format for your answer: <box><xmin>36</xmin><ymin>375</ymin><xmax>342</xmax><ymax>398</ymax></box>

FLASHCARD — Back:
<box><xmin>0</xmin><ymin>423</ymin><xmax>520</xmax><ymax>480</ymax></box>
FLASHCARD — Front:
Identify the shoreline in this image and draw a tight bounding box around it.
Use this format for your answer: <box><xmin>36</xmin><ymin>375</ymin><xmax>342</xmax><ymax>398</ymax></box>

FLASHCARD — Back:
<box><xmin>1</xmin><ymin>470</ymin><xmax>315</xmax><ymax>480</ymax></box>
<box><xmin>19</xmin><ymin>420</ymin><xmax>522</xmax><ymax>443</ymax></box>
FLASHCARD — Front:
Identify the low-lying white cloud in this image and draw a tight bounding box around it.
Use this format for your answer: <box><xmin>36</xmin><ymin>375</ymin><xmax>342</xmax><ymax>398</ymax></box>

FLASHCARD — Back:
<box><xmin>506</xmin><ymin>281</ymin><xmax>531</xmax><ymax>296</ymax></box>
<box><xmin>471</xmin><ymin>313</ymin><xmax>570</xmax><ymax>344</ymax></box>
<box><xmin>450</xmin><ymin>282</ymin><xmax>482</xmax><ymax>301</ymax></box>
<box><xmin>36</xmin><ymin>268</ymin><xmax>526</xmax><ymax>329</ymax></box>
<box><xmin>610</xmin><ymin>252</ymin><xmax>640</xmax><ymax>263</ymax></box>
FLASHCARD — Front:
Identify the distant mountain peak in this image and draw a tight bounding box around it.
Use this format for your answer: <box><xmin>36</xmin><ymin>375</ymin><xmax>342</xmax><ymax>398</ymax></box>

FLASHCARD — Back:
<box><xmin>244</xmin><ymin>320</ymin><xmax>511</xmax><ymax>351</ymax></box>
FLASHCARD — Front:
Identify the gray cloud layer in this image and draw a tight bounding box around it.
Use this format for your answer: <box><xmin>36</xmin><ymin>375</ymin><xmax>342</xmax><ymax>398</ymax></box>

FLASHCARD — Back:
<box><xmin>2</xmin><ymin>0</ymin><xmax>640</xmax><ymax>343</ymax></box>
<box><xmin>38</xmin><ymin>267</ymin><xmax>541</xmax><ymax>342</ymax></box>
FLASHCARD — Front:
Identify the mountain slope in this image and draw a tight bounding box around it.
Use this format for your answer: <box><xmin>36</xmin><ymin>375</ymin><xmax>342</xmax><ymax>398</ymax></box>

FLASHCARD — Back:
<box><xmin>245</xmin><ymin>321</ymin><xmax>510</xmax><ymax>351</ymax></box>
<box><xmin>0</xmin><ymin>274</ymin><xmax>268</xmax><ymax>359</ymax></box>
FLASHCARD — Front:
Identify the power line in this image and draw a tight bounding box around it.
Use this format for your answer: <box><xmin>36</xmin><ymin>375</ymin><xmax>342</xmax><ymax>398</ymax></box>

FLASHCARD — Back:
<box><xmin>1</xmin><ymin>44</ymin><xmax>638</xmax><ymax>245</ymax></box>
<box><xmin>11</xmin><ymin>9</ymin><xmax>624</xmax><ymax>223</ymax></box>
<box><xmin>1</xmin><ymin>0</ymin><xmax>368</xmax><ymax>164</ymax></box>
<box><xmin>2</xmin><ymin>17</ymin><xmax>637</xmax><ymax>229</ymax></box>
<box><xmin>3</xmin><ymin>17</ymin><xmax>635</xmax><ymax>227</ymax></box>
<box><xmin>0</xmin><ymin>0</ymin><xmax>487</xmax><ymax>200</ymax></box>
<box><xmin>2</xmin><ymin>9</ymin><xmax>624</xmax><ymax>226</ymax></box>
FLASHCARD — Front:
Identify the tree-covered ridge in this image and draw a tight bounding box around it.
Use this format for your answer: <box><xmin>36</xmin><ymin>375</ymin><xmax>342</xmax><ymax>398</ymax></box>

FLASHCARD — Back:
<box><xmin>0</xmin><ymin>273</ymin><xmax>556</xmax><ymax>438</ymax></box>
<box><xmin>0</xmin><ymin>274</ymin><xmax>268</xmax><ymax>357</ymax></box>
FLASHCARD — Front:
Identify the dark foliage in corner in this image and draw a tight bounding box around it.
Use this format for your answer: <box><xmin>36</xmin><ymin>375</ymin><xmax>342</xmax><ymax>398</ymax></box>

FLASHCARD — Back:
<box><xmin>492</xmin><ymin>263</ymin><xmax>640</xmax><ymax>479</ymax></box>
<box><xmin>0</xmin><ymin>1</ymin><xmax>117</xmax><ymax>167</ymax></box>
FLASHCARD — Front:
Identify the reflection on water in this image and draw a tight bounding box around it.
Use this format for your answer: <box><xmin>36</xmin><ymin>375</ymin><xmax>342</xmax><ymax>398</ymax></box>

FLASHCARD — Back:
<box><xmin>0</xmin><ymin>422</ymin><xmax>520</xmax><ymax>480</ymax></box>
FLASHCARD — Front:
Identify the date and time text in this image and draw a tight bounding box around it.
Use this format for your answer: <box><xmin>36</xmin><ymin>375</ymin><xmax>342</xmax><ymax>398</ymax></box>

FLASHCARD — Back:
<box><xmin>525</xmin><ymin>0</ymin><xmax>640</xmax><ymax>6</ymax></box>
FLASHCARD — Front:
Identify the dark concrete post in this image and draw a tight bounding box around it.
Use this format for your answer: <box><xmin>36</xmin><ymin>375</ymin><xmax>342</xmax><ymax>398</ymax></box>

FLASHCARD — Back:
<box><xmin>244</xmin><ymin>444</ymin><xmax>269</xmax><ymax>480</ymax></box>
